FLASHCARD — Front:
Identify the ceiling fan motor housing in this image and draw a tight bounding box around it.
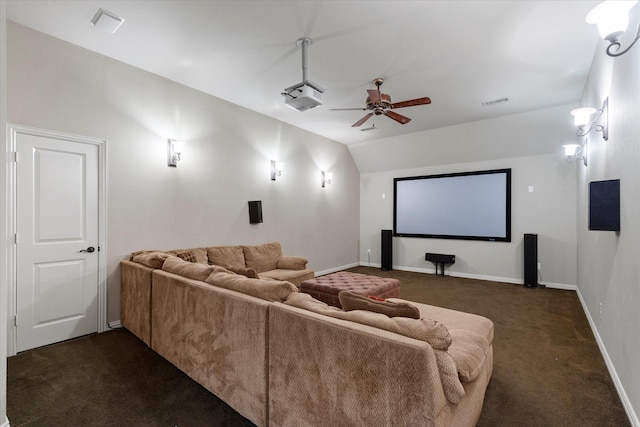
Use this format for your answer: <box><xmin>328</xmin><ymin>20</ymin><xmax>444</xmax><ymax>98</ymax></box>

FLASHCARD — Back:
<box><xmin>367</xmin><ymin>93</ymin><xmax>392</xmax><ymax>113</ymax></box>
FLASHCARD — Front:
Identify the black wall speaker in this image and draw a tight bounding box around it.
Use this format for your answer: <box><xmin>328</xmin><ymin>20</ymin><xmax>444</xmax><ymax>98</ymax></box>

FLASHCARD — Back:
<box><xmin>248</xmin><ymin>201</ymin><xmax>263</xmax><ymax>224</ymax></box>
<box><xmin>524</xmin><ymin>233</ymin><xmax>538</xmax><ymax>288</ymax></box>
<box><xmin>381</xmin><ymin>229</ymin><xmax>392</xmax><ymax>271</ymax></box>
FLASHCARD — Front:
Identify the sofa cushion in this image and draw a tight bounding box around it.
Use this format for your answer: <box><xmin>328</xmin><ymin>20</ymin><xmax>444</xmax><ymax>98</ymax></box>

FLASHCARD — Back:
<box><xmin>283</xmin><ymin>293</ymin><xmax>464</xmax><ymax>404</ymax></box>
<box><xmin>162</xmin><ymin>256</ymin><xmax>230</xmax><ymax>282</ymax></box>
<box><xmin>448</xmin><ymin>329</ymin><xmax>490</xmax><ymax>383</ymax></box>
<box><xmin>338</xmin><ymin>291</ymin><xmax>420</xmax><ymax>319</ymax></box>
<box><xmin>277</xmin><ymin>255</ymin><xmax>308</xmax><ymax>270</ymax></box>
<box><xmin>131</xmin><ymin>251</ymin><xmax>172</xmax><ymax>269</ymax></box>
<box><xmin>207</xmin><ymin>246</ymin><xmax>245</xmax><ymax>267</ymax></box>
<box><xmin>224</xmin><ymin>264</ymin><xmax>259</xmax><ymax>279</ymax></box>
<box><xmin>241</xmin><ymin>242</ymin><xmax>282</xmax><ymax>273</ymax></box>
<box><xmin>258</xmin><ymin>269</ymin><xmax>315</xmax><ymax>287</ymax></box>
<box><xmin>205</xmin><ymin>271</ymin><xmax>297</xmax><ymax>302</ymax></box>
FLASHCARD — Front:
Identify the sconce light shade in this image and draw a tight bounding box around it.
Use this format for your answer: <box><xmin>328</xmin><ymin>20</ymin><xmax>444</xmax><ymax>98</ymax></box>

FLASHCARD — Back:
<box><xmin>570</xmin><ymin>107</ymin><xmax>597</xmax><ymax>127</ymax></box>
<box><xmin>321</xmin><ymin>171</ymin><xmax>333</xmax><ymax>187</ymax></box>
<box><xmin>563</xmin><ymin>144</ymin><xmax>580</xmax><ymax>157</ymax></box>
<box><xmin>270</xmin><ymin>160</ymin><xmax>284</xmax><ymax>181</ymax></box>
<box><xmin>587</xmin><ymin>1</ymin><xmax>640</xmax><ymax>56</ymax></box>
<box><xmin>563</xmin><ymin>141</ymin><xmax>588</xmax><ymax>166</ymax></box>
<box><xmin>570</xmin><ymin>98</ymin><xmax>608</xmax><ymax>141</ymax></box>
<box><xmin>587</xmin><ymin>1</ymin><xmax>637</xmax><ymax>41</ymax></box>
<box><xmin>168</xmin><ymin>139</ymin><xmax>185</xmax><ymax>167</ymax></box>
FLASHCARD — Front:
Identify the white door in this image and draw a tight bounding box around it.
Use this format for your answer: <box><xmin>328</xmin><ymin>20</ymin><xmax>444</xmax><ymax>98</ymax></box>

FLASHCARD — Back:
<box><xmin>15</xmin><ymin>131</ymin><xmax>100</xmax><ymax>352</ymax></box>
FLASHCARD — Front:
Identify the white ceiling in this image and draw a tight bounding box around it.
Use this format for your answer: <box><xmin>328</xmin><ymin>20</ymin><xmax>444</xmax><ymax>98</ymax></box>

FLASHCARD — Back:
<box><xmin>6</xmin><ymin>0</ymin><xmax>601</xmax><ymax>146</ymax></box>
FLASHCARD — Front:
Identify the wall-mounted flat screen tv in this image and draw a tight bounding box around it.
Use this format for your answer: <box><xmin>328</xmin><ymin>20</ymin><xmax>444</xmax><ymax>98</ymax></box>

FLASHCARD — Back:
<box><xmin>589</xmin><ymin>179</ymin><xmax>620</xmax><ymax>231</ymax></box>
<box><xmin>394</xmin><ymin>168</ymin><xmax>511</xmax><ymax>241</ymax></box>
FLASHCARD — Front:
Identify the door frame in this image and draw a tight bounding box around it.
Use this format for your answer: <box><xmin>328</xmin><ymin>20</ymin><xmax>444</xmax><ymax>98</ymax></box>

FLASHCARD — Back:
<box><xmin>6</xmin><ymin>124</ymin><xmax>107</xmax><ymax>356</ymax></box>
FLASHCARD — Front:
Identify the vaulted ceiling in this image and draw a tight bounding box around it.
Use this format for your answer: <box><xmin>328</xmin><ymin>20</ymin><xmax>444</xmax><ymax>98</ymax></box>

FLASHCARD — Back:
<box><xmin>6</xmin><ymin>0</ymin><xmax>601</xmax><ymax>145</ymax></box>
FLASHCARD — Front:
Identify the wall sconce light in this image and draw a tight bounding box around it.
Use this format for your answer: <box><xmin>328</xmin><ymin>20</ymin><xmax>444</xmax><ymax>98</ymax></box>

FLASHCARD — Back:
<box><xmin>570</xmin><ymin>97</ymin><xmax>609</xmax><ymax>141</ymax></box>
<box><xmin>321</xmin><ymin>171</ymin><xmax>333</xmax><ymax>187</ymax></box>
<box><xmin>168</xmin><ymin>139</ymin><xmax>185</xmax><ymax>167</ymax></box>
<box><xmin>587</xmin><ymin>0</ymin><xmax>640</xmax><ymax>57</ymax></box>
<box><xmin>270</xmin><ymin>160</ymin><xmax>284</xmax><ymax>181</ymax></box>
<box><xmin>563</xmin><ymin>141</ymin><xmax>588</xmax><ymax>166</ymax></box>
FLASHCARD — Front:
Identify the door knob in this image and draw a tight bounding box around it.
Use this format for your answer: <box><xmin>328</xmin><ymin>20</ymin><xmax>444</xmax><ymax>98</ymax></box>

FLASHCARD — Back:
<box><xmin>80</xmin><ymin>246</ymin><xmax>96</xmax><ymax>253</ymax></box>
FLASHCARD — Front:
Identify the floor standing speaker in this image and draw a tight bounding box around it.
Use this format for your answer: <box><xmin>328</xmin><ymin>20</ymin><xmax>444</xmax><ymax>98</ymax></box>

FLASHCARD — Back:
<box><xmin>381</xmin><ymin>229</ymin><xmax>392</xmax><ymax>271</ymax></box>
<box><xmin>524</xmin><ymin>233</ymin><xmax>538</xmax><ymax>288</ymax></box>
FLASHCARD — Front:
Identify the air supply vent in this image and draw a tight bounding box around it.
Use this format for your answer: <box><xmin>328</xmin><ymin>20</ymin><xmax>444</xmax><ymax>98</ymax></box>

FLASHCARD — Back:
<box><xmin>481</xmin><ymin>97</ymin><xmax>509</xmax><ymax>107</ymax></box>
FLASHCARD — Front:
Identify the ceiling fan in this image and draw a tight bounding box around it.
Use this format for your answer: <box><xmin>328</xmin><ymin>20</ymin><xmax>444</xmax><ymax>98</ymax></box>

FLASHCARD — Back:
<box><xmin>330</xmin><ymin>78</ymin><xmax>431</xmax><ymax>127</ymax></box>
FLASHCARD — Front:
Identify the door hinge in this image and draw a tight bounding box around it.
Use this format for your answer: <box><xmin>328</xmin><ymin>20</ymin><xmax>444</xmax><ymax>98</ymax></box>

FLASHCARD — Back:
<box><xmin>11</xmin><ymin>152</ymin><xmax>17</xmax><ymax>163</ymax></box>
<box><xmin>14</xmin><ymin>233</ymin><xmax>18</xmax><ymax>244</ymax></box>
<box><xmin>14</xmin><ymin>315</ymin><xmax>17</xmax><ymax>327</ymax></box>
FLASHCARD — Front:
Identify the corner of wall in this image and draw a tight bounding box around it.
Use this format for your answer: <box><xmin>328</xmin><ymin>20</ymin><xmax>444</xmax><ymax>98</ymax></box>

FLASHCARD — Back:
<box><xmin>1</xmin><ymin>1</ymin><xmax>10</xmax><ymax>424</ymax></box>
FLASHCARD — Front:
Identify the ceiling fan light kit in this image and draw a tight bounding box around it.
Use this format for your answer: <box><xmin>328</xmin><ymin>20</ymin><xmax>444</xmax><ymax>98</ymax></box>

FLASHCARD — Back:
<box><xmin>330</xmin><ymin>78</ymin><xmax>431</xmax><ymax>127</ymax></box>
<box><xmin>282</xmin><ymin>38</ymin><xmax>325</xmax><ymax>112</ymax></box>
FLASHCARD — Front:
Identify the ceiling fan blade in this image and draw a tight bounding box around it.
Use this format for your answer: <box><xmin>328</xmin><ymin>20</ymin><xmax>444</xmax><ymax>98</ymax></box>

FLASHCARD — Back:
<box><xmin>329</xmin><ymin>108</ymin><xmax>367</xmax><ymax>111</ymax></box>
<box><xmin>384</xmin><ymin>110</ymin><xmax>411</xmax><ymax>124</ymax></box>
<box><xmin>390</xmin><ymin>97</ymin><xmax>432</xmax><ymax>109</ymax></box>
<box><xmin>352</xmin><ymin>113</ymin><xmax>374</xmax><ymax>127</ymax></box>
<box><xmin>367</xmin><ymin>89</ymin><xmax>381</xmax><ymax>104</ymax></box>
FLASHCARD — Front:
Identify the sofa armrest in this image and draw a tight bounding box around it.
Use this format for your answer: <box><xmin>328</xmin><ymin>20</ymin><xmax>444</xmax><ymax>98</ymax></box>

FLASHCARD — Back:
<box><xmin>120</xmin><ymin>260</ymin><xmax>154</xmax><ymax>346</ymax></box>
<box><xmin>277</xmin><ymin>255</ymin><xmax>308</xmax><ymax>270</ymax></box>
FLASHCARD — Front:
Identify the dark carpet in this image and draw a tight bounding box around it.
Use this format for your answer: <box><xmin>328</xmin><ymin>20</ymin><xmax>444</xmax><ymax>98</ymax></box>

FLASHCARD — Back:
<box><xmin>7</xmin><ymin>267</ymin><xmax>630</xmax><ymax>426</ymax></box>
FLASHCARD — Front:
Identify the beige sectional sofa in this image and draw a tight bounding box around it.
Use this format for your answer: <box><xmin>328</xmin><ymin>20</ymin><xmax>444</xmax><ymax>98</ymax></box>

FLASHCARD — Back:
<box><xmin>120</xmin><ymin>242</ymin><xmax>494</xmax><ymax>427</ymax></box>
<box><xmin>120</xmin><ymin>242</ymin><xmax>314</xmax><ymax>346</ymax></box>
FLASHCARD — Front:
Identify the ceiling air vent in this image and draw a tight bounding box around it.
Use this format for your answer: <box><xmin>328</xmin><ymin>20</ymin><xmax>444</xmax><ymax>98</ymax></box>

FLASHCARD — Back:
<box><xmin>481</xmin><ymin>97</ymin><xmax>509</xmax><ymax>107</ymax></box>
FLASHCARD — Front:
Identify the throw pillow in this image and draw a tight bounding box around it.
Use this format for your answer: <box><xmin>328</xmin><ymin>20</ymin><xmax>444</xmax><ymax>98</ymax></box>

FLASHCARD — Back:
<box><xmin>131</xmin><ymin>251</ymin><xmax>171</xmax><ymax>269</ymax></box>
<box><xmin>170</xmin><ymin>247</ymin><xmax>208</xmax><ymax>264</ymax></box>
<box><xmin>224</xmin><ymin>264</ymin><xmax>259</xmax><ymax>279</ymax></box>
<box><xmin>339</xmin><ymin>291</ymin><xmax>420</xmax><ymax>319</ymax></box>
<box><xmin>175</xmin><ymin>250</ymin><xmax>197</xmax><ymax>263</ymax></box>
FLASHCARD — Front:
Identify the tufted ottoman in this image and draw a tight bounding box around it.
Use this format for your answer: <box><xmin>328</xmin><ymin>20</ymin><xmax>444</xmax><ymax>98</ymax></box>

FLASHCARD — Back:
<box><xmin>300</xmin><ymin>271</ymin><xmax>400</xmax><ymax>308</ymax></box>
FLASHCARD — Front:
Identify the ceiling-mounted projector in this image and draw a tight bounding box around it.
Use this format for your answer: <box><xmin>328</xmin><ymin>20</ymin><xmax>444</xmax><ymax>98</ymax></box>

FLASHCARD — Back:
<box><xmin>283</xmin><ymin>82</ymin><xmax>323</xmax><ymax>112</ymax></box>
<box><xmin>282</xmin><ymin>38</ymin><xmax>324</xmax><ymax>112</ymax></box>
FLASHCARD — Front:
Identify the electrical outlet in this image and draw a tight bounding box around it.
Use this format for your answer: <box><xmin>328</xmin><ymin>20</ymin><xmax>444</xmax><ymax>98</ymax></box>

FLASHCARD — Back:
<box><xmin>537</xmin><ymin>262</ymin><xmax>541</xmax><ymax>271</ymax></box>
<box><xmin>599</xmin><ymin>303</ymin><xmax>603</xmax><ymax>318</ymax></box>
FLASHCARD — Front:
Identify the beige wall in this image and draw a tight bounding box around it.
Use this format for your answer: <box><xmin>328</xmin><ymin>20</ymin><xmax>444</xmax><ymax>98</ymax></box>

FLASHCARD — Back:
<box><xmin>576</xmin><ymin>6</ymin><xmax>640</xmax><ymax>424</ymax></box>
<box><xmin>355</xmin><ymin>108</ymin><xmax>579</xmax><ymax>287</ymax></box>
<box><xmin>6</xmin><ymin>22</ymin><xmax>360</xmax><ymax>323</ymax></box>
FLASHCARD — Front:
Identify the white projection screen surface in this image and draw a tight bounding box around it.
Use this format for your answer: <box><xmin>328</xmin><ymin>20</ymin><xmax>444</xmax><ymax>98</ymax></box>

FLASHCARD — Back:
<box><xmin>394</xmin><ymin>169</ymin><xmax>511</xmax><ymax>241</ymax></box>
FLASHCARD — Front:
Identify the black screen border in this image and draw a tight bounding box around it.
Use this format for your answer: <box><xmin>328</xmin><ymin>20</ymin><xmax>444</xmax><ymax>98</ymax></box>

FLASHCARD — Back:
<box><xmin>393</xmin><ymin>168</ymin><xmax>512</xmax><ymax>242</ymax></box>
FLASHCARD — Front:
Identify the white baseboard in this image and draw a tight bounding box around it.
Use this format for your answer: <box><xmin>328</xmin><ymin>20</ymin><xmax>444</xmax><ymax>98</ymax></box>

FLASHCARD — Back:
<box><xmin>357</xmin><ymin>262</ymin><xmax>576</xmax><ymax>290</ymax></box>
<box><xmin>576</xmin><ymin>289</ymin><xmax>639</xmax><ymax>427</ymax></box>
<box><xmin>315</xmin><ymin>262</ymin><xmax>360</xmax><ymax>277</ymax></box>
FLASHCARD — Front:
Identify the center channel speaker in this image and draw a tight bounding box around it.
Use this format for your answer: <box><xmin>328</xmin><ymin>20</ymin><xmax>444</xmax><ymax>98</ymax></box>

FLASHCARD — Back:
<box><xmin>381</xmin><ymin>229</ymin><xmax>392</xmax><ymax>271</ymax></box>
<box><xmin>524</xmin><ymin>233</ymin><xmax>538</xmax><ymax>288</ymax></box>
